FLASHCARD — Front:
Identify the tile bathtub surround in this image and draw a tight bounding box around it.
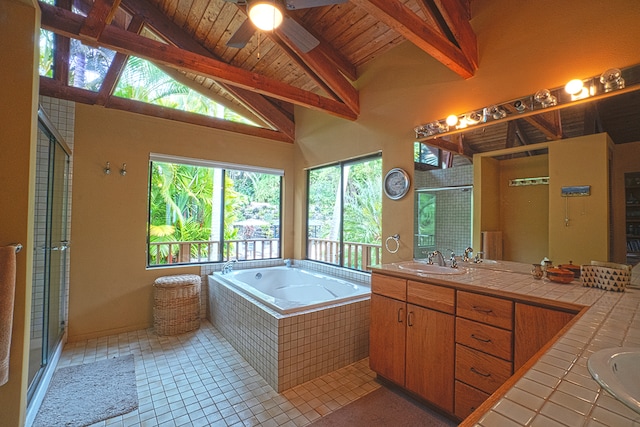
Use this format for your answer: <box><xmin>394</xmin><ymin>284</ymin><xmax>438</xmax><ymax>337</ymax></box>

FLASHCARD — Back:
<box><xmin>208</xmin><ymin>274</ymin><xmax>370</xmax><ymax>392</ymax></box>
<box><xmin>55</xmin><ymin>321</ymin><xmax>379</xmax><ymax>426</ymax></box>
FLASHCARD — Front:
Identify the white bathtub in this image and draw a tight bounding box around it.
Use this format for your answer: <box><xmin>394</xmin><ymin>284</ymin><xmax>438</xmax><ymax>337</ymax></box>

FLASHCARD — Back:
<box><xmin>213</xmin><ymin>266</ymin><xmax>370</xmax><ymax>314</ymax></box>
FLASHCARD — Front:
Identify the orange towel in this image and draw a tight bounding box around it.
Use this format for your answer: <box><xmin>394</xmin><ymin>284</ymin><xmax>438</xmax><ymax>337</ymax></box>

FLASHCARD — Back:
<box><xmin>0</xmin><ymin>246</ymin><xmax>17</xmax><ymax>387</ymax></box>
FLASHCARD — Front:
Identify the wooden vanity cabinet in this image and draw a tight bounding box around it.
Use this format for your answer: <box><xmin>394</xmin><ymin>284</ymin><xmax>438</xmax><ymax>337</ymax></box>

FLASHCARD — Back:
<box><xmin>405</xmin><ymin>281</ymin><xmax>455</xmax><ymax>412</ymax></box>
<box><xmin>369</xmin><ymin>274</ymin><xmax>455</xmax><ymax>413</ymax></box>
<box><xmin>369</xmin><ymin>293</ymin><xmax>406</xmax><ymax>384</ymax></box>
<box><xmin>514</xmin><ymin>303</ymin><xmax>577</xmax><ymax>370</ymax></box>
<box><xmin>370</xmin><ymin>272</ymin><xmax>580</xmax><ymax>421</ymax></box>
<box><xmin>454</xmin><ymin>291</ymin><xmax>514</xmax><ymax>420</ymax></box>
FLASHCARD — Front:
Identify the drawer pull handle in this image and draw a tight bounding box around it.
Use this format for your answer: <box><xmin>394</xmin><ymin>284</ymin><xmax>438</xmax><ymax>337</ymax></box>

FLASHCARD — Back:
<box><xmin>408</xmin><ymin>311</ymin><xmax>414</xmax><ymax>327</ymax></box>
<box><xmin>397</xmin><ymin>307</ymin><xmax>404</xmax><ymax>323</ymax></box>
<box><xmin>471</xmin><ymin>367</ymin><xmax>491</xmax><ymax>378</ymax></box>
<box><xmin>472</xmin><ymin>306</ymin><xmax>493</xmax><ymax>314</ymax></box>
<box><xmin>471</xmin><ymin>334</ymin><xmax>492</xmax><ymax>343</ymax></box>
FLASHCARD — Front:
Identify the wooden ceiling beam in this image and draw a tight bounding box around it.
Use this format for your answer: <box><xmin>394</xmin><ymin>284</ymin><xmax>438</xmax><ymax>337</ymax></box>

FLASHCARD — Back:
<box><xmin>40</xmin><ymin>2</ymin><xmax>357</xmax><ymax>121</ymax></box>
<box><xmin>119</xmin><ymin>0</ymin><xmax>297</xmax><ymax>139</ymax></box>
<box><xmin>350</xmin><ymin>0</ymin><xmax>476</xmax><ymax>79</ymax></box>
<box><xmin>286</xmin><ymin>14</ymin><xmax>358</xmax><ymax>81</ymax></box>
<box><xmin>52</xmin><ymin>0</ymin><xmax>72</xmax><ymax>84</ymax></box>
<box><xmin>426</xmin><ymin>135</ymin><xmax>473</xmax><ymax>157</ymax></box>
<box><xmin>503</xmin><ymin>104</ymin><xmax>564</xmax><ymax>140</ymax></box>
<box><xmin>80</xmin><ymin>0</ymin><xmax>122</xmax><ymax>40</ymax></box>
<box><xmin>95</xmin><ymin>14</ymin><xmax>144</xmax><ymax>105</ymax></box>
<box><xmin>426</xmin><ymin>0</ymin><xmax>478</xmax><ymax>69</ymax></box>
<box><xmin>274</xmin><ymin>25</ymin><xmax>359</xmax><ymax>115</ymax></box>
<box><xmin>39</xmin><ymin>76</ymin><xmax>294</xmax><ymax>143</ymax></box>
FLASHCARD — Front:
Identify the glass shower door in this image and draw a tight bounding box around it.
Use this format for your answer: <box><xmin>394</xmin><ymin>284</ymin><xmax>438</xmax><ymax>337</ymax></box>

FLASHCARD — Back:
<box><xmin>27</xmin><ymin>113</ymin><xmax>70</xmax><ymax>403</ymax></box>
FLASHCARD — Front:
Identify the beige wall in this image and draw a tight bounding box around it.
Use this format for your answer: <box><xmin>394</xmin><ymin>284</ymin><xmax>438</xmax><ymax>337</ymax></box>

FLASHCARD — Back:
<box><xmin>500</xmin><ymin>156</ymin><xmax>549</xmax><ymax>263</ymax></box>
<box><xmin>0</xmin><ymin>1</ymin><xmax>39</xmax><ymax>426</ymax></box>
<box><xmin>69</xmin><ymin>106</ymin><xmax>295</xmax><ymax>341</ymax></box>
<box><xmin>548</xmin><ymin>134</ymin><xmax>612</xmax><ymax>265</ymax></box>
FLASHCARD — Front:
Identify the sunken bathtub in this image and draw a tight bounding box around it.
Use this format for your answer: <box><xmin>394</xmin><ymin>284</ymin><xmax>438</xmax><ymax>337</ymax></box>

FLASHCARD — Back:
<box><xmin>208</xmin><ymin>264</ymin><xmax>370</xmax><ymax>391</ymax></box>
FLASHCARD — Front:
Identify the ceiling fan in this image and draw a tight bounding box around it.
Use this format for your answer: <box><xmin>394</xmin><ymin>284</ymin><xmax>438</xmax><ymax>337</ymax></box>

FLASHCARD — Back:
<box><xmin>224</xmin><ymin>0</ymin><xmax>347</xmax><ymax>53</ymax></box>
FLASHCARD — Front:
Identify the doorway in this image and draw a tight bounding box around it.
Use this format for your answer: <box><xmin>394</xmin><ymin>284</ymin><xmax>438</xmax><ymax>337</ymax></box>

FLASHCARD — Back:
<box><xmin>27</xmin><ymin>108</ymin><xmax>71</xmax><ymax>405</ymax></box>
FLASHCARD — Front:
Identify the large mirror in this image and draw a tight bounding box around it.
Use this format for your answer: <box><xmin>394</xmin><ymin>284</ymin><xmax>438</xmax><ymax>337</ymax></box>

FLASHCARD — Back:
<box><xmin>414</xmin><ymin>63</ymin><xmax>640</xmax><ymax>266</ymax></box>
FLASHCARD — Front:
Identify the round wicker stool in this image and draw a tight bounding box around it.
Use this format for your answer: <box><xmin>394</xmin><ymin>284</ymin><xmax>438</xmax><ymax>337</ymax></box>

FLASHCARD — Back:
<box><xmin>153</xmin><ymin>274</ymin><xmax>201</xmax><ymax>336</ymax></box>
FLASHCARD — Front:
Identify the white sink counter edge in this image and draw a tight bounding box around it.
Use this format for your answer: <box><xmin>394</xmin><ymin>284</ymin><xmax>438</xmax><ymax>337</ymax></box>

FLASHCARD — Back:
<box><xmin>371</xmin><ymin>262</ymin><xmax>640</xmax><ymax>426</ymax></box>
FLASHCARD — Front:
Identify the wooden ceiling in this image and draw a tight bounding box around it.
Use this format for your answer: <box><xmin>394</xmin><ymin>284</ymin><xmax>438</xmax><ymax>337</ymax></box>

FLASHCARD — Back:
<box><xmin>38</xmin><ymin>0</ymin><xmax>477</xmax><ymax>143</ymax></box>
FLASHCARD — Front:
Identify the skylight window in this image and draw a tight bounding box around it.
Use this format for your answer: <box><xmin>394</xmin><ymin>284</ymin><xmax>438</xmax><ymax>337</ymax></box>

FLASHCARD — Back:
<box><xmin>114</xmin><ymin>56</ymin><xmax>258</xmax><ymax>126</ymax></box>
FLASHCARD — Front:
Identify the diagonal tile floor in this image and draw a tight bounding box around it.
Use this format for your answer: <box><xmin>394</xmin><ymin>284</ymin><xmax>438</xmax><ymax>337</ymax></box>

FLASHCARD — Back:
<box><xmin>56</xmin><ymin>321</ymin><xmax>380</xmax><ymax>427</ymax></box>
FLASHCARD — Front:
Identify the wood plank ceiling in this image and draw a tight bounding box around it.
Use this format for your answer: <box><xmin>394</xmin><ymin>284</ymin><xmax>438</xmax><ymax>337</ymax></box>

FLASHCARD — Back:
<box><xmin>38</xmin><ymin>0</ymin><xmax>477</xmax><ymax>143</ymax></box>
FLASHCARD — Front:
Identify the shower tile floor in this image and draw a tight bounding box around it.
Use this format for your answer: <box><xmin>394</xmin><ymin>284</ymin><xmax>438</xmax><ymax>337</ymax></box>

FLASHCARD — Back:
<box><xmin>56</xmin><ymin>320</ymin><xmax>380</xmax><ymax>427</ymax></box>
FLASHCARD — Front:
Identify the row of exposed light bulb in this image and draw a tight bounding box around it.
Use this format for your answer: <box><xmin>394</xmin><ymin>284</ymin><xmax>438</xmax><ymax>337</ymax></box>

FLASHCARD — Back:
<box><xmin>415</xmin><ymin>68</ymin><xmax>625</xmax><ymax>139</ymax></box>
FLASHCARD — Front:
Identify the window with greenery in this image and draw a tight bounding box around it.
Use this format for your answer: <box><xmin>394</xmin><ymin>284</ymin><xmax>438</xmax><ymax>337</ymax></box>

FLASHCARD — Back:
<box><xmin>416</xmin><ymin>192</ymin><xmax>436</xmax><ymax>251</ymax></box>
<box><xmin>148</xmin><ymin>155</ymin><xmax>282</xmax><ymax>266</ymax></box>
<box><xmin>306</xmin><ymin>155</ymin><xmax>382</xmax><ymax>271</ymax></box>
<box><xmin>414</xmin><ymin>142</ymin><xmax>441</xmax><ymax>169</ymax></box>
<box><xmin>38</xmin><ymin>24</ymin><xmax>256</xmax><ymax>126</ymax></box>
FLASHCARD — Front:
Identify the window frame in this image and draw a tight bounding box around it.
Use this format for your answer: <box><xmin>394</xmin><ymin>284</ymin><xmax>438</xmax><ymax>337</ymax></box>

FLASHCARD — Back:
<box><xmin>305</xmin><ymin>152</ymin><xmax>382</xmax><ymax>271</ymax></box>
<box><xmin>147</xmin><ymin>153</ymin><xmax>284</xmax><ymax>268</ymax></box>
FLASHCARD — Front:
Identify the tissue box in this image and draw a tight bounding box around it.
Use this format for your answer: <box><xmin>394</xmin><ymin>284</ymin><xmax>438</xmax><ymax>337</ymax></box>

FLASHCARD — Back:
<box><xmin>581</xmin><ymin>261</ymin><xmax>631</xmax><ymax>292</ymax></box>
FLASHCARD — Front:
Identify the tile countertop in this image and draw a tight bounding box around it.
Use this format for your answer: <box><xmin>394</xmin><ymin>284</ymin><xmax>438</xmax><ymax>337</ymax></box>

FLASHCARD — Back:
<box><xmin>370</xmin><ymin>262</ymin><xmax>640</xmax><ymax>427</ymax></box>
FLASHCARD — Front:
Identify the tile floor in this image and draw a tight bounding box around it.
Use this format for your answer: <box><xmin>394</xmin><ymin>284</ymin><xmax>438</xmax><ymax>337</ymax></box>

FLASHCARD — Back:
<box><xmin>55</xmin><ymin>320</ymin><xmax>381</xmax><ymax>427</ymax></box>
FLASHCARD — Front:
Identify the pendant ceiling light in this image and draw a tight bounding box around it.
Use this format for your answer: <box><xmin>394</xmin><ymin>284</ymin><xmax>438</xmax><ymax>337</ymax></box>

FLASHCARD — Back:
<box><xmin>248</xmin><ymin>1</ymin><xmax>284</xmax><ymax>31</ymax></box>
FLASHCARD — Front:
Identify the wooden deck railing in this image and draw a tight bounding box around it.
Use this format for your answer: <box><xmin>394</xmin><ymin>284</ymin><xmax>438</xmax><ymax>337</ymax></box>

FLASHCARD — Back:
<box><xmin>307</xmin><ymin>238</ymin><xmax>382</xmax><ymax>271</ymax></box>
<box><xmin>150</xmin><ymin>238</ymin><xmax>382</xmax><ymax>271</ymax></box>
<box><xmin>149</xmin><ymin>239</ymin><xmax>280</xmax><ymax>265</ymax></box>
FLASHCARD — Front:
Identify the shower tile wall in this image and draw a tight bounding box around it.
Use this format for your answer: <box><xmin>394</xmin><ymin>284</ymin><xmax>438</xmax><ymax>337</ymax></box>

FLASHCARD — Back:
<box><xmin>414</xmin><ymin>165</ymin><xmax>473</xmax><ymax>256</ymax></box>
<box><xmin>31</xmin><ymin>97</ymin><xmax>74</xmax><ymax>345</ymax></box>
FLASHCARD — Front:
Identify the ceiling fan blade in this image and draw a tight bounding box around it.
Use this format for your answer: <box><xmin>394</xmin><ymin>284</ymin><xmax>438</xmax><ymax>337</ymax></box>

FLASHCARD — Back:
<box><xmin>279</xmin><ymin>16</ymin><xmax>319</xmax><ymax>53</ymax></box>
<box><xmin>227</xmin><ymin>18</ymin><xmax>256</xmax><ymax>49</ymax></box>
<box><xmin>285</xmin><ymin>0</ymin><xmax>347</xmax><ymax>10</ymax></box>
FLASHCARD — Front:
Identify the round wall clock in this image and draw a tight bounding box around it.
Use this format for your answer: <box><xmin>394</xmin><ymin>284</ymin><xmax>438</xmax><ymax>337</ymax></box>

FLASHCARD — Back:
<box><xmin>383</xmin><ymin>167</ymin><xmax>410</xmax><ymax>200</ymax></box>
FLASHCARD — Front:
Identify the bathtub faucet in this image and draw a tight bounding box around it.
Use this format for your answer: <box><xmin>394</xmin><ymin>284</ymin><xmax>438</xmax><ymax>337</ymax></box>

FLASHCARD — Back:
<box><xmin>222</xmin><ymin>259</ymin><xmax>237</xmax><ymax>274</ymax></box>
<box><xmin>284</xmin><ymin>259</ymin><xmax>292</xmax><ymax>268</ymax></box>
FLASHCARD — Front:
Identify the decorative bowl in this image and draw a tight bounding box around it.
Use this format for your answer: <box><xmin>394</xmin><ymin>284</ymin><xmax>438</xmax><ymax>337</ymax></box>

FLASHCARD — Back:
<box><xmin>546</xmin><ymin>267</ymin><xmax>574</xmax><ymax>284</ymax></box>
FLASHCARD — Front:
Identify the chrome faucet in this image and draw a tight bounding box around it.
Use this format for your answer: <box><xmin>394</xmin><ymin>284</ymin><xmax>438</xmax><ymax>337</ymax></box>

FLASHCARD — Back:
<box><xmin>463</xmin><ymin>247</ymin><xmax>473</xmax><ymax>262</ymax></box>
<box><xmin>448</xmin><ymin>249</ymin><xmax>458</xmax><ymax>268</ymax></box>
<box><xmin>222</xmin><ymin>259</ymin><xmax>237</xmax><ymax>274</ymax></box>
<box><xmin>284</xmin><ymin>258</ymin><xmax>292</xmax><ymax>268</ymax></box>
<box><xmin>430</xmin><ymin>250</ymin><xmax>446</xmax><ymax>266</ymax></box>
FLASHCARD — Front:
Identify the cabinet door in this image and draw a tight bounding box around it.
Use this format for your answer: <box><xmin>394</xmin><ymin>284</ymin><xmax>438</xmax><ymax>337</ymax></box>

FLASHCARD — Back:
<box><xmin>514</xmin><ymin>303</ymin><xmax>576</xmax><ymax>370</ymax></box>
<box><xmin>405</xmin><ymin>304</ymin><xmax>455</xmax><ymax>413</ymax></box>
<box><xmin>369</xmin><ymin>294</ymin><xmax>406</xmax><ymax>385</ymax></box>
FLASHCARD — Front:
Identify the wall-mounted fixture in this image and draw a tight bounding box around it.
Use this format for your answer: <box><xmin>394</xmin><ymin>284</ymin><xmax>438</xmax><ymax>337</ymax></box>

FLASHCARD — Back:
<box><xmin>600</xmin><ymin>68</ymin><xmax>625</xmax><ymax>92</ymax></box>
<box><xmin>414</xmin><ymin>64</ymin><xmax>636</xmax><ymax>140</ymax></box>
<box><xmin>248</xmin><ymin>0</ymin><xmax>284</xmax><ymax>31</ymax></box>
<box><xmin>104</xmin><ymin>162</ymin><xmax>111</xmax><ymax>175</ymax></box>
<box><xmin>120</xmin><ymin>163</ymin><xmax>127</xmax><ymax>176</ymax></box>
<box><xmin>534</xmin><ymin>88</ymin><xmax>557</xmax><ymax>108</ymax></box>
<box><xmin>509</xmin><ymin>176</ymin><xmax>550</xmax><ymax>187</ymax></box>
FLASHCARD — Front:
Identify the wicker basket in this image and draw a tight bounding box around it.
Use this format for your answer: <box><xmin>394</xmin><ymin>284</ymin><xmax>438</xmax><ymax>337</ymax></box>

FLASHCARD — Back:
<box><xmin>153</xmin><ymin>274</ymin><xmax>201</xmax><ymax>335</ymax></box>
<box><xmin>581</xmin><ymin>262</ymin><xmax>631</xmax><ymax>292</ymax></box>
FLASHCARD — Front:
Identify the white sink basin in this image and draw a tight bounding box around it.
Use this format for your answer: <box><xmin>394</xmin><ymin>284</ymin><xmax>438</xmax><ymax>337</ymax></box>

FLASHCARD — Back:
<box><xmin>588</xmin><ymin>347</ymin><xmax>640</xmax><ymax>414</ymax></box>
<box><xmin>394</xmin><ymin>262</ymin><xmax>467</xmax><ymax>275</ymax></box>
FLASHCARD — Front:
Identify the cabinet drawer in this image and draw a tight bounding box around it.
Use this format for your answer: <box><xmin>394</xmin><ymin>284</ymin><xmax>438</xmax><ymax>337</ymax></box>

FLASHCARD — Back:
<box><xmin>371</xmin><ymin>274</ymin><xmax>406</xmax><ymax>301</ymax></box>
<box><xmin>457</xmin><ymin>291</ymin><xmax>513</xmax><ymax>330</ymax></box>
<box><xmin>455</xmin><ymin>344</ymin><xmax>512</xmax><ymax>394</ymax></box>
<box><xmin>456</xmin><ymin>317</ymin><xmax>513</xmax><ymax>361</ymax></box>
<box><xmin>407</xmin><ymin>280</ymin><xmax>455</xmax><ymax>314</ymax></box>
<box><xmin>455</xmin><ymin>380</ymin><xmax>489</xmax><ymax>420</ymax></box>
